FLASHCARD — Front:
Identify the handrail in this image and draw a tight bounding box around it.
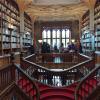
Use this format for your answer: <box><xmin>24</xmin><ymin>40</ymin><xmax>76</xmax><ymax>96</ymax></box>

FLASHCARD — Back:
<box><xmin>75</xmin><ymin>66</ymin><xmax>100</xmax><ymax>100</ymax></box>
<box><xmin>24</xmin><ymin>53</ymin><xmax>90</xmax><ymax>63</ymax></box>
<box><xmin>0</xmin><ymin>82</ymin><xmax>30</xmax><ymax>100</ymax></box>
<box><xmin>20</xmin><ymin>52</ymin><xmax>95</xmax><ymax>87</ymax></box>
<box><xmin>0</xmin><ymin>64</ymin><xmax>15</xmax><ymax>92</ymax></box>
<box><xmin>22</xmin><ymin>52</ymin><xmax>93</xmax><ymax>72</ymax></box>
<box><xmin>0</xmin><ymin>82</ymin><xmax>15</xmax><ymax>99</ymax></box>
<box><xmin>0</xmin><ymin>62</ymin><xmax>40</xmax><ymax>100</ymax></box>
<box><xmin>23</xmin><ymin>58</ymin><xmax>93</xmax><ymax>73</ymax></box>
<box><xmin>15</xmin><ymin>64</ymin><xmax>40</xmax><ymax>100</ymax></box>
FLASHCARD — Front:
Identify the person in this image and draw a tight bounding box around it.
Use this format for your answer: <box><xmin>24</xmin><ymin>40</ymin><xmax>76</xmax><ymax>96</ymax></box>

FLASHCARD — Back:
<box><xmin>54</xmin><ymin>44</ymin><xmax>59</xmax><ymax>52</ymax></box>
<box><xmin>41</xmin><ymin>42</ymin><xmax>46</xmax><ymax>53</ymax></box>
<box><xmin>46</xmin><ymin>43</ymin><xmax>51</xmax><ymax>53</ymax></box>
<box><xmin>76</xmin><ymin>40</ymin><xmax>83</xmax><ymax>53</ymax></box>
<box><xmin>79</xmin><ymin>43</ymin><xmax>83</xmax><ymax>53</ymax></box>
<box><xmin>59</xmin><ymin>43</ymin><xmax>64</xmax><ymax>53</ymax></box>
<box><xmin>31</xmin><ymin>69</ymin><xmax>39</xmax><ymax>80</ymax></box>
<box><xmin>46</xmin><ymin>73</ymin><xmax>53</xmax><ymax>85</ymax></box>
<box><xmin>60</xmin><ymin>73</ymin><xmax>66</xmax><ymax>86</ymax></box>
<box><xmin>68</xmin><ymin>42</ymin><xmax>77</xmax><ymax>53</ymax></box>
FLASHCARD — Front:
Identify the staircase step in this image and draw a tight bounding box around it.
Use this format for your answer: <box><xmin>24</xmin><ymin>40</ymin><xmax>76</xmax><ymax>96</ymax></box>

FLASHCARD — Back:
<box><xmin>40</xmin><ymin>91</ymin><xmax>74</xmax><ymax>100</ymax></box>
<box><xmin>18</xmin><ymin>77</ymin><xmax>98</xmax><ymax>100</ymax></box>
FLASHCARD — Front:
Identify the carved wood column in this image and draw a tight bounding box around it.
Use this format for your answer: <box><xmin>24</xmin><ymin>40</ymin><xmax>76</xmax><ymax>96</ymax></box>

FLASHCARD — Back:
<box><xmin>29</xmin><ymin>15</ymin><xmax>37</xmax><ymax>48</ymax></box>
<box><xmin>16</xmin><ymin>0</ymin><xmax>32</xmax><ymax>51</ymax></box>
<box><xmin>82</xmin><ymin>0</ymin><xmax>96</xmax><ymax>33</ymax></box>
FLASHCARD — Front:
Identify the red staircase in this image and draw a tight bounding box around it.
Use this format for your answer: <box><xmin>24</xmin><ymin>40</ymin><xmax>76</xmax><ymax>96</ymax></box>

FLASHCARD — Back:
<box><xmin>17</xmin><ymin>77</ymin><xmax>98</xmax><ymax>100</ymax></box>
<box><xmin>17</xmin><ymin>52</ymin><xmax>98</xmax><ymax>100</ymax></box>
<box><xmin>18</xmin><ymin>77</ymin><xmax>77</xmax><ymax>100</ymax></box>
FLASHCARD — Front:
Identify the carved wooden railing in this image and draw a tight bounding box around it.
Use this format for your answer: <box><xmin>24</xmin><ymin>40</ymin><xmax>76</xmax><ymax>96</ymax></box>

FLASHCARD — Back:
<box><xmin>15</xmin><ymin>64</ymin><xmax>40</xmax><ymax>100</ymax></box>
<box><xmin>20</xmin><ymin>52</ymin><xmax>95</xmax><ymax>87</ymax></box>
<box><xmin>75</xmin><ymin>66</ymin><xmax>100</xmax><ymax>100</ymax></box>
<box><xmin>25</xmin><ymin>53</ymin><xmax>89</xmax><ymax>63</ymax></box>
<box><xmin>38</xmin><ymin>62</ymin><xmax>77</xmax><ymax>69</ymax></box>
<box><xmin>0</xmin><ymin>64</ymin><xmax>15</xmax><ymax>92</ymax></box>
<box><xmin>0</xmin><ymin>53</ymin><xmax>40</xmax><ymax>100</ymax></box>
<box><xmin>0</xmin><ymin>82</ymin><xmax>30</xmax><ymax>100</ymax></box>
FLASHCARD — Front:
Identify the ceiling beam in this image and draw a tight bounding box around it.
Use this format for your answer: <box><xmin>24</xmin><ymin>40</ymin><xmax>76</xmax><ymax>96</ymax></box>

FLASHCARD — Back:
<box><xmin>81</xmin><ymin>0</ymin><xmax>96</xmax><ymax>9</ymax></box>
<box><xmin>28</xmin><ymin>13</ymin><xmax>38</xmax><ymax>22</ymax></box>
<box><xmin>16</xmin><ymin>0</ymin><xmax>33</xmax><ymax>12</ymax></box>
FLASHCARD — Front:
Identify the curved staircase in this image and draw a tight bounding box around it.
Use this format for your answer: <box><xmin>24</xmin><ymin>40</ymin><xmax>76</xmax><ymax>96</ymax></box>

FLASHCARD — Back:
<box><xmin>0</xmin><ymin>52</ymin><xmax>100</xmax><ymax>100</ymax></box>
<box><xmin>17</xmin><ymin>75</ymin><xmax>98</xmax><ymax>100</ymax></box>
<box><xmin>18</xmin><ymin>77</ymin><xmax>77</xmax><ymax>100</ymax></box>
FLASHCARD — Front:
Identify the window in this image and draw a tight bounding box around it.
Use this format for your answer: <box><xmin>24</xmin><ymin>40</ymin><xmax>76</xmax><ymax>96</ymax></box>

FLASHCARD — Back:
<box><xmin>42</xmin><ymin>28</ymin><xmax>71</xmax><ymax>48</ymax></box>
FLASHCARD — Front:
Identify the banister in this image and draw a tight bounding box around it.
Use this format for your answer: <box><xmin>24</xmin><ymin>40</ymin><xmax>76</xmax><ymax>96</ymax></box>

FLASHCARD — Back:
<box><xmin>0</xmin><ymin>64</ymin><xmax>15</xmax><ymax>92</ymax></box>
<box><xmin>0</xmin><ymin>82</ymin><xmax>30</xmax><ymax>100</ymax></box>
<box><xmin>20</xmin><ymin>52</ymin><xmax>95</xmax><ymax>87</ymax></box>
<box><xmin>0</xmin><ymin>64</ymin><xmax>12</xmax><ymax>70</ymax></box>
<box><xmin>75</xmin><ymin>66</ymin><xmax>100</xmax><ymax>100</ymax></box>
<box><xmin>23</xmin><ymin>58</ymin><xmax>93</xmax><ymax>73</ymax></box>
<box><xmin>15</xmin><ymin>64</ymin><xmax>40</xmax><ymax>100</ymax></box>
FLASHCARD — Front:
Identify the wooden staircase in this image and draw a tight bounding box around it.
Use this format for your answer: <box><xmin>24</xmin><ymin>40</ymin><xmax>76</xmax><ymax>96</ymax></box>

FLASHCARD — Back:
<box><xmin>0</xmin><ymin>52</ymin><xmax>100</xmax><ymax>100</ymax></box>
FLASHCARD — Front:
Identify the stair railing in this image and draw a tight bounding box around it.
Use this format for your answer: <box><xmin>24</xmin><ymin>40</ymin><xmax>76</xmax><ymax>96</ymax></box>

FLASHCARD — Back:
<box><xmin>75</xmin><ymin>66</ymin><xmax>100</xmax><ymax>100</ymax></box>
<box><xmin>0</xmin><ymin>64</ymin><xmax>15</xmax><ymax>92</ymax></box>
<box><xmin>20</xmin><ymin>52</ymin><xmax>95</xmax><ymax>87</ymax></box>
<box><xmin>0</xmin><ymin>53</ymin><xmax>40</xmax><ymax>100</ymax></box>
<box><xmin>15</xmin><ymin>64</ymin><xmax>40</xmax><ymax>100</ymax></box>
<box><xmin>24</xmin><ymin>53</ymin><xmax>89</xmax><ymax>63</ymax></box>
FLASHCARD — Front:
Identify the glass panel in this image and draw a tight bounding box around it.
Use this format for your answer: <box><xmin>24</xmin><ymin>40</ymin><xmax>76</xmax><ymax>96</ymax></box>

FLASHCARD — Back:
<box><xmin>57</xmin><ymin>39</ymin><xmax>60</xmax><ymax>48</ymax></box>
<box><xmin>47</xmin><ymin>30</ymin><xmax>51</xmax><ymax>38</ymax></box>
<box><xmin>42</xmin><ymin>30</ymin><xmax>46</xmax><ymax>38</ymax></box>
<box><xmin>52</xmin><ymin>30</ymin><xmax>56</xmax><ymax>38</ymax></box>
<box><xmin>43</xmin><ymin>39</ymin><xmax>46</xmax><ymax>42</ymax></box>
<box><xmin>57</xmin><ymin>30</ymin><xmax>60</xmax><ymax>38</ymax></box>
<box><xmin>66</xmin><ymin>29</ymin><xmax>70</xmax><ymax>38</ymax></box>
<box><xmin>47</xmin><ymin>39</ymin><xmax>51</xmax><ymax>45</ymax></box>
<box><xmin>62</xmin><ymin>39</ymin><xmax>65</xmax><ymax>47</ymax></box>
<box><xmin>62</xmin><ymin>29</ymin><xmax>65</xmax><ymax>38</ymax></box>
<box><xmin>52</xmin><ymin>39</ymin><xmax>56</xmax><ymax>47</ymax></box>
<box><xmin>66</xmin><ymin>39</ymin><xmax>69</xmax><ymax>47</ymax></box>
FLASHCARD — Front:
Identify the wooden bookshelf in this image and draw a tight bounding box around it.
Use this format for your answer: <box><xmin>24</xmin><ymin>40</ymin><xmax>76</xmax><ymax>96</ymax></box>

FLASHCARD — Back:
<box><xmin>94</xmin><ymin>1</ymin><xmax>100</xmax><ymax>52</ymax></box>
<box><xmin>0</xmin><ymin>0</ymin><xmax>33</xmax><ymax>56</ymax></box>
<box><xmin>81</xmin><ymin>11</ymin><xmax>94</xmax><ymax>55</ymax></box>
<box><xmin>81</xmin><ymin>11</ymin><xmax>90</xmax><ymax>32</ymax></box>
<box><xmin>23</xmin><ymin>13</ymin><xmax>32</xmax><ymax>50</ymax></box>
<box><xmin>0</xmin><ymin>0</ymin><xmax>20</xmax><ymax>55</ymax></box>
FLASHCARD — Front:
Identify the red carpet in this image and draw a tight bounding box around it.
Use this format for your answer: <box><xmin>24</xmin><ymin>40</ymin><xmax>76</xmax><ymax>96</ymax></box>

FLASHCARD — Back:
<box><xmin>18</xmin><ymin>77</ymin><xmax>98</xmax><ymax>100</ymax></box>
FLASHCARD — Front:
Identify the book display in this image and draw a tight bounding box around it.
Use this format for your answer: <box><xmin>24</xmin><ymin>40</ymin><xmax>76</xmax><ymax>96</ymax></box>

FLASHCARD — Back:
<box><xmin>23</xmin><ymin>13</ymin><xmax>32</xmax><ymax>49</ymax></box>
<box><xmin>81</xmin><ymin>11</ymin><xmax>92</xmax><ymax>55</ymax></box>
<box><xmin>0</xmin><ymin>0</ymin><xmax>32</xmax><ymax>56</ymax></box>
<box><xmin>94</xmin><ymin>1</ymin><xmax>100</xmax><ymax>51</ymax></box>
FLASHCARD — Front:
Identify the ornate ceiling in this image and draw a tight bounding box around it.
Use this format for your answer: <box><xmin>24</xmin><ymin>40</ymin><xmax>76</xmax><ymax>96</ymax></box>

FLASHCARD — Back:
<box><xmin>16</xmin><ymin>0</ymin><xmax>89</xmax><ymax>21</ymax></box>
<box><xmin>32</xmin><ymin>0</ymin><xmax>81</xmax><ymax>5</ymax></box>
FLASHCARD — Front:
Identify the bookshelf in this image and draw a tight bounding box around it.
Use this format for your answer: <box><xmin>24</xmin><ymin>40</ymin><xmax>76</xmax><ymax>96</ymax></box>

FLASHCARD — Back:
<box><xmin>81</xmin><ymin>11</ymin><xmax>90</xmax><ymax>32</ymax></box>
<box><xmin>0</xmin><ymin>0</ymin><xmax>32</xmax><ymax>56</ymax></box>
<box><xmin>94</xmin><ymin>1</ymin><xmax>100</xmax><ymax>52</ymax></box>
<box><xmin>23</xmin><ymin>13</ymin><xmax>32</xmax><ymax>49</ymax></box>
<box><xmin>81</xmin><ymin>11</ymin><xmax>93</xmax><ymax>55</ymax></box>
<box><xmin>0</xmin><ymin>0</ymin><xmax>20</xmax><ymax>55</ymax></box>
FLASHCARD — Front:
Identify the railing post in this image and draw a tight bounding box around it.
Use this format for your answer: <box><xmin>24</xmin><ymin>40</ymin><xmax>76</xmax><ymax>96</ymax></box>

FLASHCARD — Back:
<box><xmin>10</xmin><ymin>52</ymin><xmax>15</xmax><ymax>64</ymax></box>
<box><xmin>10</xmin><ymin>52</ymin><xmax>15</xmax><ymax>81</ymax></box>
<box><xmin>91</xmin><ymin>51</ymin><xmax>95</xmax><ymax>68</ymax></box>
<box><xmin>20</xmin><ymin>52</ymin><xmax>24</xmax><ymax>65</ymax></box>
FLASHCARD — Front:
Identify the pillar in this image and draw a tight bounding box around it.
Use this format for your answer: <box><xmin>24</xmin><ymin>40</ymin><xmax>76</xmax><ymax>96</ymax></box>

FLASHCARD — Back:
<box><xmin>89</xmin><ymin>7</ymin><xmax>94</xmax><ymax>33</ymax></box>
<box><xmin>79</xmin><ymin>17</ymin><xmax>82</xmax><ymax>39</ymax></box>
<box><xmin>20</xmin><ymin>10</ymin><xmax>24</xmax><ymax>51</ymax></box>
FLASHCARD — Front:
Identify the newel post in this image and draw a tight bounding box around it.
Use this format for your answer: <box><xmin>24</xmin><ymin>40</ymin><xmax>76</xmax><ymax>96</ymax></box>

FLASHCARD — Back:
<box><xmin>10</xmin><ymin>52</ymin><xmax>15</xmax><ymax>64</ymax></box>
<box><xmin>20</xmin><ymin>51</ymin><xmax>24</xmax><ymax>66</ymax></box>
<box><xmin>10</xmin><ymin>52</ymin><xmax>15</xmax><ymax>81</ymax></box>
